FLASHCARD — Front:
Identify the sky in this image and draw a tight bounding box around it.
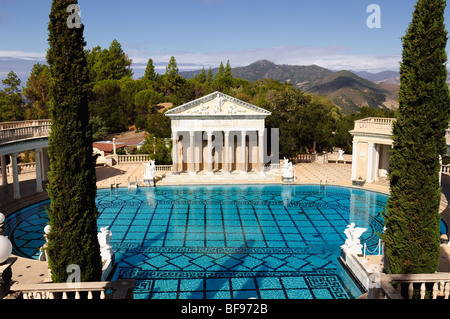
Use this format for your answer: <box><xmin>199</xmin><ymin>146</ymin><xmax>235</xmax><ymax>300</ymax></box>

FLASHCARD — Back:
<box><xmin>1</xmin><ymin>0</ymin><xmax>449</xmax><ymax>83</ymax></box>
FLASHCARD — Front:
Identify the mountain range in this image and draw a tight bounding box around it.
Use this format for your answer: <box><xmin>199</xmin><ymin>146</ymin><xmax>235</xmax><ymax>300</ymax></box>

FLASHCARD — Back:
<box><xmin>180</xmin><ymin>60</ymin><xmax>400</xmax><ymax>114</ymax></box>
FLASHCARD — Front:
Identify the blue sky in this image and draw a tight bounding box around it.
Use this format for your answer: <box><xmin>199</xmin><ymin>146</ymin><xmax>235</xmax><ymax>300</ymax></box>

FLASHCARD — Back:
<box><xmin>1</xmin><ymin>0</ymin><xmax>449</xmax><ymax>82</ymax></box>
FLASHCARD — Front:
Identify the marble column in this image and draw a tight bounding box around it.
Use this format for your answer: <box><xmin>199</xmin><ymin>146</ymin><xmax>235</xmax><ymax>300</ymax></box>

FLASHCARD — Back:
<box><xmin>241</xmin><ymin>130</ymin><xmax>247</xmax><ymax>174</ymax></box>
<box><xmin>11</xmin><ymin>153</ymin><xmax>20</xmax><ymax>199</ymax></box>
<box><xmin>374</xmin><ymin>144</ymin><xmax>380</xmax><ymax>182</ymax></box>
<box><xmin>224</xmin><ymin>131</ymin><xmax>230</xmax><ymax>174</ymax></box>
<box><xmin>41</xmin><ymin>149</ymin><xmax>49</xmax><ymax>182</ymax></box>
<box><xmin>207</xmin><ymin>131</ymin><xmax>213</xmax><ymax>175</ymax></box>
<box><xmin>35</xmin><ymin>148</ymin><xmax>43</xmax><ymax>193</ymax></box>
<box><xmin>258</xmin><ymin>129</ymin><xmax>265</xmax><ymax>174</ymax></box>
<box><xmin>189</xmin><ymin>131</ymin><xmax>196</xmax><ymax>175</ymax></box>
<box><xmin>172</xmin><ymin>131</ymin><xmax>178</xmax><ymax>174</ymax></box>
<box><xmin>367</xmin><ymin>142</ymin><xmax>375</xmax><ymax>183</ymax></box>
<box><xmin>1</xmin><ymin>155</ymin><xmax>7</xmax><ymax>187</ymax></box>
<box><xmin>351</xmin><ymin>141</ymin><xmax>358</xmax><ymax>181</ymax></box>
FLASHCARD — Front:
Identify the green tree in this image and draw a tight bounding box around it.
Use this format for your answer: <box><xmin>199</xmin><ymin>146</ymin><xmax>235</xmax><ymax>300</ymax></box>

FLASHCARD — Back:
<box><xmin>86</xmin><ymin>39</ymin><xmax>132</xmax><ymax>82</ymax></box>
<box><xmin>382</xmin><ymin>0</ymin><xmax>450</xmax><ymax>274</ymax></box>
<box><xmin>2</xmin><ymin>70</ymin><xmax>21</xmax><ymax>94</ymax></box>
<box><xmin>166</xmin><ymin>56</ymin><xmax>179</xmax><ymax>78</ymax></box>
<box><xmin>45</xmin><ymin>0</ymin><xmax>102</xmax><ymax>282</ymax></box>
<box><xmin>138</xmin><ymin>134</ymin><xmax>172</xmax><ymax>164</ymax></box>
<box><xmin>215</xmin><ymin>62</ymin><xmax>225</xmax><ymax>80</ymax></box>
<box><xmin>143</xmin><ymin>58</ymin><xmax>157</xmax><ymax>81</ymax></box>
<box><xmin>23</xmin><ymin>63</ymin><xmax>51</xmax><ymax>119</ymax></box>
<box><xmin>0</xmin><ymin>71</ymin><xmax>25</xmax><ymax>121</ymax></box>
<box><xmin>195</xmin><ymin>67</ymin><xmax>207</xmax><ymax>84</ymax></box>
<box><xmin>206</xmin><ymin>67</ymin><xmax>214</xmax><ymax>83</ymax></box>
<box><xmin>90</xmin><ymin>79</ymin><xmax>127</xmax><ymax>133</ymax></box>
<box><xmin>224</xmin><ymin>60</ymin><xmax>233</xmax><ymax>80</ymax></box>
<box><xmin>161</xmin><ymin>56</ymin><xmax>185</xmax><ymax>97</ymax></box>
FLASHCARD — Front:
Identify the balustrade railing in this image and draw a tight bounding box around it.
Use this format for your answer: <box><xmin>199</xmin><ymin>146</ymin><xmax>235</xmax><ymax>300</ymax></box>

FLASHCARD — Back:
<box><xmin>155</xmin><ymin>165</ymin><xmax>173</xmax><ymax>172</ymax></box>
<box><xmin>286</xmin><ymin>154</ymin><xmax>316</xmax><ymax>163</ymax></box>
<box><xmin>117</xmin><ymin>154</ymin><xmax>150</xmax><ymax>163</ymax></box>
<box><xmin>11</xmin><ymin>279</ymin><xmax>135</xmax><ymax>300</ymax></box>
<box><xmin>352</xmin><ymin>118</ymin><xmax>450</xmax><ymax>146</ymax></box>
<box><xmin>0</xmin><ymin>120</ymin><xmax>52</xmax><ymax>130</ymax></box>
<box><xmin>0</xmin><ymin>124</ymin><xmax>52</xmax><ymax>144</ymax></box>
<box><xmin>352</xmin><ymin>117</ymin><xmax>395</xmax><ymax>135</ymax></box>
<box><xmin>378</xmin><ymin>273</ymin><xmax>450</xmax><ymax>299</ymax></box>
<box><xmin>442</xmin><ymin>165</ymin><xmax>450</xmax><ymax>175</ymax></box>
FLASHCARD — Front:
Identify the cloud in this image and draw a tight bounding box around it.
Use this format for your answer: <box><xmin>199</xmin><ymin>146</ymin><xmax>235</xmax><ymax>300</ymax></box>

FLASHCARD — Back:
<box><xmin>0</xmin><ymin>51</ymin><xmax>47</xmax><ymax>84</ymax></box>
<box><xmin>129</xmin><ymin>44</ymin><xmax>402</xmax><ymax>77</ymax></box>
<box><xmin>0</xmin><ymin>51</ymin><xmax>46</xmax><ymax>61</ymax></box>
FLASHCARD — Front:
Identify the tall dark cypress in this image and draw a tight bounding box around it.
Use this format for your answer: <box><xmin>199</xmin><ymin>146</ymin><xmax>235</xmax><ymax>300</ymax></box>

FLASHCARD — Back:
<box><xmin>46</xmin><ymin>0</ymin><xmax>102</xmax><ymax>282</ymax></box>
<box><xmin>382</xmin><ymin>0</ymin><xmax>450</xmax><ymax>274</ymax></box>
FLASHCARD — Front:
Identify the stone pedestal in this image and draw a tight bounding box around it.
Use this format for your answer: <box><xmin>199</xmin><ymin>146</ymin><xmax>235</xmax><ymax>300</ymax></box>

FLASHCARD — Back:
<box><xmin>0</xmin><ymin>257</ymin><xmax>16</xmax><ymax>299</ymax></box>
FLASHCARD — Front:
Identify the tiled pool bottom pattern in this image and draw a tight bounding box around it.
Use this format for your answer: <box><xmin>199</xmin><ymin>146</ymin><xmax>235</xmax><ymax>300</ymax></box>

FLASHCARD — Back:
<box><xmin>5</xmin><ymin>185</ymin><xmax>387</xmax><ymax>299</ymax></box>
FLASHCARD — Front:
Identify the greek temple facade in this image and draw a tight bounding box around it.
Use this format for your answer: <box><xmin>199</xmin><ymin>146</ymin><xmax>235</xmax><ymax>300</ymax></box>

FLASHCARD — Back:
<box><xmin>165</xmin><ymin>92</ymin><xmax>272</xmax><ymax>175</ymax></box>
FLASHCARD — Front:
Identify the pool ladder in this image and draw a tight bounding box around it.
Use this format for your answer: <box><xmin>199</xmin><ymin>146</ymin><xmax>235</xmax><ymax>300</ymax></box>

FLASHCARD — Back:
<box><xmin>109</xmin><ymin>177</ymin><xmax>118</xmax><ymax>189</ymax></box>
<box><xmin>128</xmin><ymin>176</ymin><xmax>138</xmax><ymax>190</ymax></box>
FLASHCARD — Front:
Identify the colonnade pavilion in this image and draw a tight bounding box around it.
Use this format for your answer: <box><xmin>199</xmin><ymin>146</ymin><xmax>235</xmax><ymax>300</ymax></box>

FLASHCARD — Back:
<box><xmin>164</xmin><ymin>91</ymin><xmax>274</xmax><ymax>176</ymax></box>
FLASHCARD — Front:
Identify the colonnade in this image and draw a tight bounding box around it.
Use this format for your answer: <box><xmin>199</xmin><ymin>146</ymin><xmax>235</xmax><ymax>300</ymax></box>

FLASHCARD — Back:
<box><xmin>0</xmin><ymin>148</ymin><xmax>49</xmax><ymax>199</ymax></box>
<box><xmin>351</xmin><ymin>141</ymin><xmax>391</xmax><ymax>183</ymax></box>
<box><xmin>171</xmin><ymin>129</ymin><xmax>266</xmax><ymax>175</ymax></box>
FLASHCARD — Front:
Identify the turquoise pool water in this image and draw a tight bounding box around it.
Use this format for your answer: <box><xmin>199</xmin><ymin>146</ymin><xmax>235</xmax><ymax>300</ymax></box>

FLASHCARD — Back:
<box><xmin>4</xmin><ymin>184</ymin><xmax>388</xmax><ymax>299</ymax></box>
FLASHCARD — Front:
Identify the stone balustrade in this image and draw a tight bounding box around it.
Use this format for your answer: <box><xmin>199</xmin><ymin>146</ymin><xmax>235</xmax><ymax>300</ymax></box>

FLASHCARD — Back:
<box><xmin>0</xmin><ymin>120</ymin><xmax>52</xmax><ymax>131</ymax></box>
<box><xmin>378</xmin><ymin>273</ymin><xmax>450</xmax><ymax>299</ymax></box>
<box><xmin>342</xmin><ymin>249</ymin><xmax>450</xmax><ymax>300</ymax></box>
<box><xmin>0</xmin><ymin>124</ymin><xmax>52</xmax><ymax>144</ymax></box>
<box><xmin>353</xmin><ymin>117</ymin><xmax>450</xmax><ymax>146</ymax></box>
<box><xmin>442</xmin><ymin>165</ymin><xmax>450</xmax><ymax>175</ymax></box>
<box><xmin>10</xmin><ymin>279</ymin><xmax>135</xmax><ymax>299</ymax></box>
<box><xmin>353</xmin><ymin>117</ymin><xmax>395</xmax><ymax>135</ymax></box>
<box><xmin>155</xmin><ymin>164</ymin><xmax>173</xmax><ymax>172</ymax></box>
<box><xmin>117</xmin><ymin>154</ymin><xmax>151</xmax><ymax>164</ymax></box>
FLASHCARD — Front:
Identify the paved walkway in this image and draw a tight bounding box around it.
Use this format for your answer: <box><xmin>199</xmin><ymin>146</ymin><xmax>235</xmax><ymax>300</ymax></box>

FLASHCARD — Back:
<box><xmin>2</xmin><ymin>162</ymin><xmax>450</xmax><ymax>287</ymax></box>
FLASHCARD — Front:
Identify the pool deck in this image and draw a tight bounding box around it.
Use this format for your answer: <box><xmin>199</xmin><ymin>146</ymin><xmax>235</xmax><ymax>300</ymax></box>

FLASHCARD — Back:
<box><xmin>2</xmin><ymin>162</ymin><xmax>450</xmax><ymax>290</ymax></box>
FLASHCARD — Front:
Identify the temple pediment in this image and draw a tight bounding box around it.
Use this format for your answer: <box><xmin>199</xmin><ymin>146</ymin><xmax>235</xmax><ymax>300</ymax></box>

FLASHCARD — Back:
<box><xmin>165</xmin><ymin>92</ymin><xmax>271</xmax><ymax>117</ymax></box>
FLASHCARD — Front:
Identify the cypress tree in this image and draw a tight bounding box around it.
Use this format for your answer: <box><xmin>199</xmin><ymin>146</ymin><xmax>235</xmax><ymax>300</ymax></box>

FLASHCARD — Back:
<box><xmin>46</xmin><ymin>0</ymin><xmax>102</xmax><ymax>282</ymax></box>
<box><xmin>382</xmin><ymin>0</ymin><xmax>450</xmax><ymax>274</ymax></box>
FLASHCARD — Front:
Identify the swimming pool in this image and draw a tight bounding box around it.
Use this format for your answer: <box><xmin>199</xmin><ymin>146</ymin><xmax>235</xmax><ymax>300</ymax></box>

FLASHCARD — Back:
<box><xmin>4</xmin><ymin>184</ymin><xmax>388</xmax><ymax>299</ymax></box>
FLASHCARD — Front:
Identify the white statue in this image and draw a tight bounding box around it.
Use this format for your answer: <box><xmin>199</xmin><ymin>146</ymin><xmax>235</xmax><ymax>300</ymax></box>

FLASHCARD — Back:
<box><xmin>199</xmin><ymin>103</ymin><xmax>209</xmax><ymax>115</ymax></box>
<box><xmin>143</xmin><ymin>160</ymin><xmax>156</xmax><ymax>181</ymax></box>
<box><xmin>228</xmin><ymin>104</ymin><xmax>246</xmax><ymax>114</ymax></box>
<box><xmin>97</xmin><ymin>226</ymin><xmax>114</xmax><ymax>263</ymax></box>
<box><xmin>214</xmin><ymin>94</ymin><xmax>225</xmax><ymax>113</ymax></box>
<box><xmin>282</xmin><ymin>157</ymin><xmax>294</xmax><ymax>178</ymax></box>
<box><xmin>338</xmin><ymin>149</ymin><xmax>345</xmax><ymax>161</ymax></box>
<box><xmin>341</xmin><ymin>223</ymin><xmax>367</xmax><ymax>255</ymax></box>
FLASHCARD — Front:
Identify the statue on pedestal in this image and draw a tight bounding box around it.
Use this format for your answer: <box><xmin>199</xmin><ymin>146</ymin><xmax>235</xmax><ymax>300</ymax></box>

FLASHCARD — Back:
<box><xmin>97</xmin><ymin>227</ymin><xmax>114</xmax><ymax>263</ymax></box>
<box><xmin>338</xmin><ymin>149</ymin><xmax>345</xmax><ymax>161</ymax></box>
<box><xmin>143</xmin><ymin>160</ymin><xmax>156</xmax><ymax>185</ymax></box>
<box><xmin>282</xmin><ymin>157</ymin><xmax>293</xmax><ymax>178</ymax></box>
<box><xmin>341</xmin><ymin>223</ymin><xmax>367</xmax><ymax>255</ymax></box>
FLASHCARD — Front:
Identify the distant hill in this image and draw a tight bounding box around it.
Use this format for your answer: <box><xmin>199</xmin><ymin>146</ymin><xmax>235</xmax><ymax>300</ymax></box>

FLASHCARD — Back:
<box><xmin>304</xmin><ymin>70</ymin><xmax>399</xmax><ymax>113</ymax></box>
<box><xmin>180</xmin><ymin>60</ymin><xmax>399</xmax><ymax>114</ymax></box>
<box><xmin>353</xmin><ymin>70</ymin><xmax>400</xmax><ymax>85</ymax></box>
